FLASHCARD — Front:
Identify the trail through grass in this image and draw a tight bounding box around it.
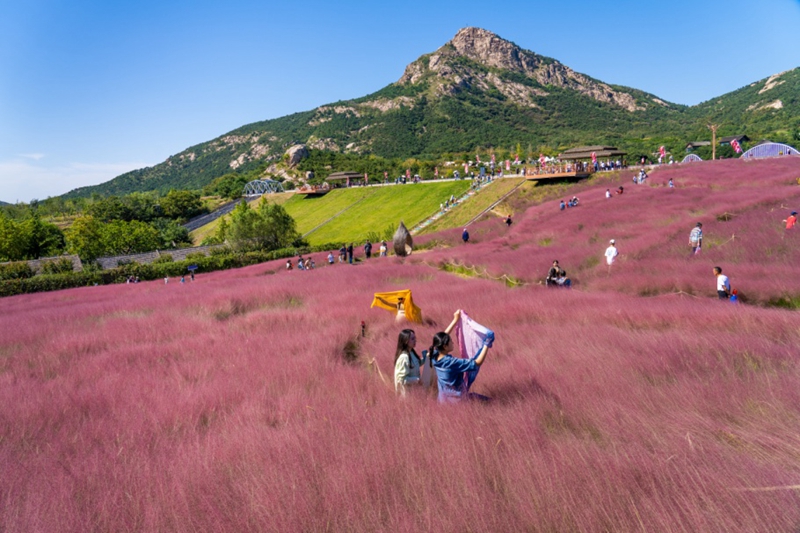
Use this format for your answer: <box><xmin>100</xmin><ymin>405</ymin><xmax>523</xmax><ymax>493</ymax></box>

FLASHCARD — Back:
<box><xmin>419</xmin><ymin>178</ymin><xmax>525</xmax><ymax>234</ymax></box>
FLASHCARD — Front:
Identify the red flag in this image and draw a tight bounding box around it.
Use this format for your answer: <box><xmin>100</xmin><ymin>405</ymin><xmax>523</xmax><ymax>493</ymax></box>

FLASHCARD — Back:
<box><xmin>406</xmin><ymin>169</ymin><xmax>410</xmax><ymax>179</ymax></box>
<box><xmin>731</xmin><ymin>139</ymin><xmax>742</xmax><ymax>153</ymax></box>
<box><xmin>464</xmin><ymin>163</ymin><xmax>469</xmax><ymax>173</ymax></box>
<box><xmin>476</xmin><ymin>154</ymin><xmax>481</xmax><ymax>163</ymax></box>
<box><xmin>505</xmin><ymin>160</ymin><xmax>510</xmax><ymax>171</ymax></box>
<box><xmin>364</xmin><ymin>172</ymin><xmax>368</xmax><ymax>184</ymax></box>
<box><xmin>659</xmin><ymin>146</ymin><xmax>666</xmax><ymax>157</ymax></box>
<box><xmin>514</xmin><ymin>155</ymin><xmax>520</xmax><ymax>165</ymax></box>
<box><xmin>591</xmin><ymin>152</ymin><xmax>597</xmax><ymax>163</ymax></box>
<box><xmin>539</xmin><ymin>154</ymin><xmax>545</xmax><ymax>166</ymax></box>
<box><xmin>491</xmin><ymin>153</ymin><xmax>496</xmax><ymax>163</ymax></box>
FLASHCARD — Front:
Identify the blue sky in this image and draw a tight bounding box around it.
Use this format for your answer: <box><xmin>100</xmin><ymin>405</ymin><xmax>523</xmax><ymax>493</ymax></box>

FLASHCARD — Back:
<box><xmin>2</xmin><ymin>0</ymin><xmax>800</xmax><ymax>203</ymax></box>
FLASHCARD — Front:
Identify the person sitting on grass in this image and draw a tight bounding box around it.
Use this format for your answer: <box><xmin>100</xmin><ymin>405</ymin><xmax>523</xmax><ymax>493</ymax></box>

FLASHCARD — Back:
<box><xmin>784</xmin><ymin>211</ymin><xmax>797</xmax><ymax>230</ymax></box>
<box><xmin>546</xmin><ymin>260</ymin><xmax>571</xmax><ymax>287</ymax></box>
<box><xmin>429</xmin><ymin>310</ymin><xmax>493</xmax><ymax>403</ymax></box>
<box><xmin>394</xmin><ymin>329</ymin><xmax>425</xmax><ymax>397</ymax></box>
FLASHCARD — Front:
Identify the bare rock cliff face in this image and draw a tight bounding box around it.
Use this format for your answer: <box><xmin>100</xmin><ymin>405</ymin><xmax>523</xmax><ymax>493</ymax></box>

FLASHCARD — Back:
<box><xmin>397</xmin><ymin>27</ymin><xmax>644</xmax><ymax>112</ymax></box>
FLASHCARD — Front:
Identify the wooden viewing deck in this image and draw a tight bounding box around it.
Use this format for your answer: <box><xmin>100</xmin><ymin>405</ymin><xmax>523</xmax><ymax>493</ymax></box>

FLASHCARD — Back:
<box><xmin>295</xmin><ymin>187</ymin><xmax>331</xmax><ymax>196</ymax></box>
<box><xmin>525</xmin><ymin>170</ymin><xmax>593</xmax><ymax>181</ymax></box>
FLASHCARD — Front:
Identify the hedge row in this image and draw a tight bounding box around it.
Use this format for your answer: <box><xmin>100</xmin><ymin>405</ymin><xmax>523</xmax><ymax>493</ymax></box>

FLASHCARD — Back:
<box><xmin>0</xmin><ymin>261</ymin><xmax>35</xmax><ymax>281</ymax></box>
<box><xmin>0</xmin><ymin>243</ymin><xmax>339</xmax><ymax>298</ymax></box>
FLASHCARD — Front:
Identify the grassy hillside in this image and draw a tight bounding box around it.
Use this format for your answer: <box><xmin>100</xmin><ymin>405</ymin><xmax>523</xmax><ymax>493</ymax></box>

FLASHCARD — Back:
<box><xmin>299</xmin><ymin>181</ymin><xmax>470</xmax><ymax>245</ymax></box>
<box><xmin>190</xmin><ymin>181</ymin><xmax>472</xmax><ymax>246</ymax></box>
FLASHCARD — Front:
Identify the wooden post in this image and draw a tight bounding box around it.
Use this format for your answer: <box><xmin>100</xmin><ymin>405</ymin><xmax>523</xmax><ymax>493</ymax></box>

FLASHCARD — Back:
<box><xmin>708</xmin><ymin>124</ymin><xmax>719</xmax><ymax>160</ymax></box>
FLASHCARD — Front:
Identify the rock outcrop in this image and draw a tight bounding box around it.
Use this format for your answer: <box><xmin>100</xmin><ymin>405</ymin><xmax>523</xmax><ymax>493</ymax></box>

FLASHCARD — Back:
<box><xmin>285</xmin><ymin>144</ymin><xmax>309</xmax><ymax>168</ymax></box>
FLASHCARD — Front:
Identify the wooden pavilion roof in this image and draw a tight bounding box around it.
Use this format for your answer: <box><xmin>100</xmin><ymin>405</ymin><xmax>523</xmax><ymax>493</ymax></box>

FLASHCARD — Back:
<box><xmin>326</xmin><ymin>171</ymin><xmax>365</xmax><ymax>181</ymax></box>
<box><xmin>558</xmin><ymin>146</ymin><xmax>627</xmax><ymax>160</ymax></box>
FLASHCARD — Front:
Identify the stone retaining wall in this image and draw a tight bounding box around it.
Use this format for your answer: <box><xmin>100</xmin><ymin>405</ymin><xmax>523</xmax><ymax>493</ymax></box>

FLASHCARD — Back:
<box><xmin>96</xmin><ymin>245</ymin><xmax>225</xmax><ymax>269</ymax></box>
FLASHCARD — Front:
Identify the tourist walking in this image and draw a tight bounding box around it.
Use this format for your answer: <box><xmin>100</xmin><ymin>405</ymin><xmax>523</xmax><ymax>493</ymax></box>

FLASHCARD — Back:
<box><xmin>689</xmin><ymin>223</ymin><xmax>703</xmax><ymax>255</ymax></box>
<box><xmin>364</xmin><ymin>240</ymin><xmax>372</xmax><ymax>259</ymax></box>
<box><xmin>605</xmin><ymin>239</ymin><xmax>618</xmax><ymax>267</ymax></box>
<box><xmin>347</xmin><ymin>244</ymin><xmax>354</xmax><ymax>264</ymax></box>
<box><xmin>462</xmin><ymin>228</ymin><xmax>469</xmax><ymax>244</ymax></box>
<box><xmin>714</xmin><ymin>266</ymin><xmax>731</xmax><ymax>300</ymax></box>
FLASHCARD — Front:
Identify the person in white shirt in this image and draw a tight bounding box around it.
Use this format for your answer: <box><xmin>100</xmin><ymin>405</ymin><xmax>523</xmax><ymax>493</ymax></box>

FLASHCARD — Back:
<box><xmin>394</xmin><ymin>329</ymin><xmax>426</xmax><ymax>396</ymax></box>
<box><xmin>689</xmin><ymin>223</ymin><xmax>703</xmax><ymax>254</ymax></box>
<box><xmin>714</xmin><ymin>266</ymin><xmax>731</xmax><ymax>300</ymax></box>
<box><xmin>605</xmin><ymin>189</ymin><xmax>612</xmax><ymax>198</ymax></box>
<box><xmin>605</xmin><ymin>239</ymin><xmax>618</xmax><ymax>266</ymax></box>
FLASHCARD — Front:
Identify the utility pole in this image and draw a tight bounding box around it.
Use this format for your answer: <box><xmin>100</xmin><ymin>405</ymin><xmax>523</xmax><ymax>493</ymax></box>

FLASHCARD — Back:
<box><xmin>708</xmin><ymin>124</ymin><xmax>719</xmax><ymax>160</ymax></box>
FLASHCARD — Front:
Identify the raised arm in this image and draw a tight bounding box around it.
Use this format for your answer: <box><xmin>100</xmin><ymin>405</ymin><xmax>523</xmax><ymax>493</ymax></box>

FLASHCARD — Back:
<box><xmin>473</xmin><ymin>344</ymin><xmax>489</xmax><ymax>366</ymax></box>
<box><xmin>444</xmin><ymin>309</ymin><xmax>461</xmax><ymax>335</ymax></box>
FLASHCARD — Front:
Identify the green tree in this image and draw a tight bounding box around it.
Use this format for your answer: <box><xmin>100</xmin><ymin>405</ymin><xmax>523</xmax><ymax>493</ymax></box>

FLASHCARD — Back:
<box><xmin>66</xmin><ymin>215</ymin><xmax>105</xmax><ymax>261</ymax></box>
<box><xmin>160</xmin><ymin>189</ymin><xmax>204</xmax><ymax>220</ymax></box>
<box><xmin>86</xmin><ymin>196</ymin><xmax>131</xmax><ymax>222</ymax></box>
<box><xmin>101</xmin><ymin>220</ymin><xmax>161</xmax><ymax>255</ymax></box>
<box><xmin>227</xmin><ymin>199</ymin><xmax>303</xmax><ymax>251</ymax></box>
<box><xmin>151</xmin><ymin>218</ymin><xmax>192</xmax><ymax>248</ymax></box>
<box><xmin>20</xmin><ymin>214</ymin><xmax>65</xmax><ymax>258</ymax></box>
<box><xmin>0</xmin><ymin>214</ymin><xmax>26</xmax><ymax>261</ymax></box>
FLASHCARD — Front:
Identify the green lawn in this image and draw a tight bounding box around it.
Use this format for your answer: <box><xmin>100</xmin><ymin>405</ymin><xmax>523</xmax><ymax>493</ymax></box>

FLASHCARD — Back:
<box><xmin>296</xmin><ymin>182</ymin><xmax>470</xmax><ymax>245</ymax></box>
<box><xmin>190</xmin><ymin>182</ymin><xmax>472</xmax><ymax>246</ymax></box>
<box><xmin>283</xmin><ymin>188</ymin><xmax>378</xmax><ymax>236</ymax></box>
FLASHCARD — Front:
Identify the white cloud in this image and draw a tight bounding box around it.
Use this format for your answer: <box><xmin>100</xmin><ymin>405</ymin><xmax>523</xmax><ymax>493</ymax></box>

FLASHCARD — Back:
<box><xmin>0</xmin><ymin>158</ymin><xmax>151</xmax><ymax>203</ymax></box>
<box><xmin>19</xmin><ymin>153</ymin><xmax>46</xmax><ymax>160</ymax></box>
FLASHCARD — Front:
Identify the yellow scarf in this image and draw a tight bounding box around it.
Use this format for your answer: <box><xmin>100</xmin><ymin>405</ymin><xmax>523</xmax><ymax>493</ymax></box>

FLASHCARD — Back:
<box><xmin>371</xmin><ymin>289</ymin><xmax>422</xmax><ymax>323</ymax></box>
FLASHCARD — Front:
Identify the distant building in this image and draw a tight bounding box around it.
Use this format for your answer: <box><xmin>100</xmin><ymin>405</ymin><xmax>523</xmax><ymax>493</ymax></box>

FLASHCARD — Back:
<box><xmin>326</xmin><ymin>171</ymin><xmax>366</xmax><ymax>188</ymax></box>
<box><xmin>685</xmin><ymin>141</ymin><xmax>711</xmax><ymax>151</ymax></box>
<box><xmin>719</xmin><ymin>135</ymin><xmax>750</xmax><ymax>146</ymax></box>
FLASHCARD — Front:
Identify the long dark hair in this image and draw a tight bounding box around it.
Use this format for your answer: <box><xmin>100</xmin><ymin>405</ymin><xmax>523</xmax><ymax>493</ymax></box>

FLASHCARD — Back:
<box><xmin>394</xmin><ymin>329</ymin><xmax>420</xmax><ymax>367</ymax></box>
<box><xmin>428</xmin><ymin>332</ymin><xmax>451</xmax><ymax>360</ymax></box>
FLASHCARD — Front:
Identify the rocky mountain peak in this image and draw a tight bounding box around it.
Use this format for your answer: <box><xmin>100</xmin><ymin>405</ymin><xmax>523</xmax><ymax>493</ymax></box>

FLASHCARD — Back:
<box><xmin>448</xmin><ymin>27</ymin><xmax>540</xmax><ymax>73</ymax></box>
<box><xmin>395</xmin><ymin>27</ymin><xmax>645</xmax><ymax>113</ymax></box>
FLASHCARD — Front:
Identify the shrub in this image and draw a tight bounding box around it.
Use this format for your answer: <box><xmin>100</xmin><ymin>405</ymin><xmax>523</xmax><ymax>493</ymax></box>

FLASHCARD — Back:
<box><xmin>0</xmin><ymin>261</ymin><xmax>35</xmax><ymax>281</ymax></box>
<box><xmin>39</xmin><ymin>257</ymin><xmax>75</xmax><ymax>275</ymax></box>
<box><xmin>151</xmin><ymin>254</ymin><xmax>174</xmax><ymax>264</ymax></box>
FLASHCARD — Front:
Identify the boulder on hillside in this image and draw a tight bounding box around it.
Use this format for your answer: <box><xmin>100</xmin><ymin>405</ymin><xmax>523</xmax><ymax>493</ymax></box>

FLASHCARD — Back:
<box><xmin>393</xmin><ymin>221</ymin><xmax>413</xmax><ymax>257</ymax></box>
<box><xmin>285</xmin><ymin>144</ymin><xmax>309</xmax><ymax>168</ymax></box>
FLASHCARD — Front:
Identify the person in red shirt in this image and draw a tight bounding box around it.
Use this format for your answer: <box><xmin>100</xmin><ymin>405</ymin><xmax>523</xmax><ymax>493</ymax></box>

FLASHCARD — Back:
<box><xmin>784</xmin><ymin>211</ymin><xmax>797</xmax><ymax>230</ymax></box>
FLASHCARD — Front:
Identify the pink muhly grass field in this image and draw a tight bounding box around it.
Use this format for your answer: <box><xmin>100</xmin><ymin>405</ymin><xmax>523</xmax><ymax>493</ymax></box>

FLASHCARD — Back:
<box><xmin>2</xmin><ymin>157</ymin><xmax>800</xmax><ymax>531</ymax></box>
<box><xmin>418</xmin><ymin>157</ymin><xmax>800</xmax><ymax>302</ymax></box>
